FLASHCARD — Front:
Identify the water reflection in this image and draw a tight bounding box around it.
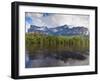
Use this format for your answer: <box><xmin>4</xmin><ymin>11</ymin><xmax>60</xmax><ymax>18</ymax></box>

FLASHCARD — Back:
<box><xmin>25</xmin><ymin>44</ymin><xmax>89</xmax><ymax>68</ymax></box>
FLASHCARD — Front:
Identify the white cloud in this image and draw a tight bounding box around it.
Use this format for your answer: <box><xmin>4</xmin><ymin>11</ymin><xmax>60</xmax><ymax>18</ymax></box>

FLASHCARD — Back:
<box><xmin>25</xmin><ymin>12</ymin><xmax>89</xmax><ymax>30</ymax></box>
<box><xmin>25</xmin><ymin>22</ymin><xmax>30</xmax><ymax>32</ymax></box>
<box><xmin>51</xmin><ymin>14</ymin><xmax>89</xmax><ymax>28</ymax></box>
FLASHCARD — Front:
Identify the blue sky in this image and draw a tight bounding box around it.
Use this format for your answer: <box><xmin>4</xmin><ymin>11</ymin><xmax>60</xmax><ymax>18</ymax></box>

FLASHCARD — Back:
<box><xmin>25</xmin><ymin>12</ymin><xmax>89</xmax><ymax>32</ymax></box>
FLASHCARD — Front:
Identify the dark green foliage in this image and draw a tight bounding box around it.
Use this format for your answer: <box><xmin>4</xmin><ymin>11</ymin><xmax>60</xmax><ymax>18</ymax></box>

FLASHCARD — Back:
<box><xmin>25</xmin><ymin>33</ymin><xmax>89</xmax><ymax>54</ymax></box>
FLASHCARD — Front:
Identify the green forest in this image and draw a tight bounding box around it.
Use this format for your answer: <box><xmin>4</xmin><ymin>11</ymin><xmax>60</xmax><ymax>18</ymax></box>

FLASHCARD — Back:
<box><xmin>25</xmin><ymin>33</ymin><xmax>89</xmax><ymax>54</ymax></box>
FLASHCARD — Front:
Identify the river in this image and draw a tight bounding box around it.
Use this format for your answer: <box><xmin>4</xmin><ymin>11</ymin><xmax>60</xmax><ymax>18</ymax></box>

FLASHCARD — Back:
<box><xmin>25</xmin><ymin>49</ymin><xmax>89</xmax><ymax>68</ymax></box>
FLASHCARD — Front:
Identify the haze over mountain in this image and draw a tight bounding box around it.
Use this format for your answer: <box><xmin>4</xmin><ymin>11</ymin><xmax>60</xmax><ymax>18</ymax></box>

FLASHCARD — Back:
<box><xmin>25</xmin><ymin>13</ymin><xmax>89</xmax><ymax>32</ymax></box>
<box><xmin>27</xmin><ymin>24</ymin><xmax>89</xmax><ymax>36</ymax></box>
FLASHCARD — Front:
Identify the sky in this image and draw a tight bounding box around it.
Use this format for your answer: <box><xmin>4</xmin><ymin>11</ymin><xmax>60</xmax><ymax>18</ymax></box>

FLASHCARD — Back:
<box><xmin>25</xmin><ymin>12</ymin><xmax>89</xmax><ymax>32</ymax></box>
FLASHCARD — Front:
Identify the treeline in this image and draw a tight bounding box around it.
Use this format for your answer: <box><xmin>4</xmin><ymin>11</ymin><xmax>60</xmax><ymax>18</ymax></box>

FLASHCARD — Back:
<box><xmin>25</xmin><ymin>33</ymin><xmax>89</xmax><ymax>50</ymax></box>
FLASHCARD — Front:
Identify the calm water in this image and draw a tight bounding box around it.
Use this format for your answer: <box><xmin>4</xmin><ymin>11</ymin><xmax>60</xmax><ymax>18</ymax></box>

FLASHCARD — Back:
<box><xmin>25</xmin><ymin>44</ymin><xmax>89</xmax><ymax>68</ymax></box>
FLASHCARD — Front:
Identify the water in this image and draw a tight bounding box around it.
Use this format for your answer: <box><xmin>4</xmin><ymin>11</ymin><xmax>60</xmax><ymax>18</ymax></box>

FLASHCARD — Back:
<box><xmin>25</xmin><ymin>45</ymin><xmax>89</xmax><ymax>68</ymax></box>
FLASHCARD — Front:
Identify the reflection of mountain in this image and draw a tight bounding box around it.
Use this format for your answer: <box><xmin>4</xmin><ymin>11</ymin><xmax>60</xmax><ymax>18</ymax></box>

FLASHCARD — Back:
<box><xmin>28</xmin><ymin>25</ymin><xmax>89</xmax><ymax>36</ymax></box>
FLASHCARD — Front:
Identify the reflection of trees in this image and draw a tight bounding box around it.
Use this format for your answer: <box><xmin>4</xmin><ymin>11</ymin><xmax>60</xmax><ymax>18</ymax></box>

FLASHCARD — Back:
<box><xmin>25</xmin><ymin>33</ymin><xmax>89</xmax><ymax>55</ymax></box>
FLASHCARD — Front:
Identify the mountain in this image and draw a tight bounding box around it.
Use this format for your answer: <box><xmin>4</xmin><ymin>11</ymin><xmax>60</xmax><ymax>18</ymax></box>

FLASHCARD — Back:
<box><xmin>28</xmin><ymin>24</ymin><xmax>89</xmax><ymax>36</ymax></box>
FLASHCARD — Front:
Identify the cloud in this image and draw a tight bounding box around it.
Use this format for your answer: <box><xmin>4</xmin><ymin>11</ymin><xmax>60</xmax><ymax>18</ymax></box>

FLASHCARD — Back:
<box><xmin>25</xmin><ymin>22</ymin><xmax>30</xmax><ymax>32</ymax></box>
<box><xmin>25</xmin><ymin>12</ymin><xmax>89</xmax><ymax>32</ymax></box>
<box><xmin>50</xmin><ymin>14</ymin><xmax>89</xmax><ymax>28</ymax></box>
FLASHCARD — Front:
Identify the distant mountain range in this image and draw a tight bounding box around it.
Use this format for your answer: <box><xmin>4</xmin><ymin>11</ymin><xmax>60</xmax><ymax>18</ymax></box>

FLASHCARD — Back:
<box><xmin>28</xmin><ymin>24</ymin><xmax>89</xmax><ymax>36</ymax></box>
